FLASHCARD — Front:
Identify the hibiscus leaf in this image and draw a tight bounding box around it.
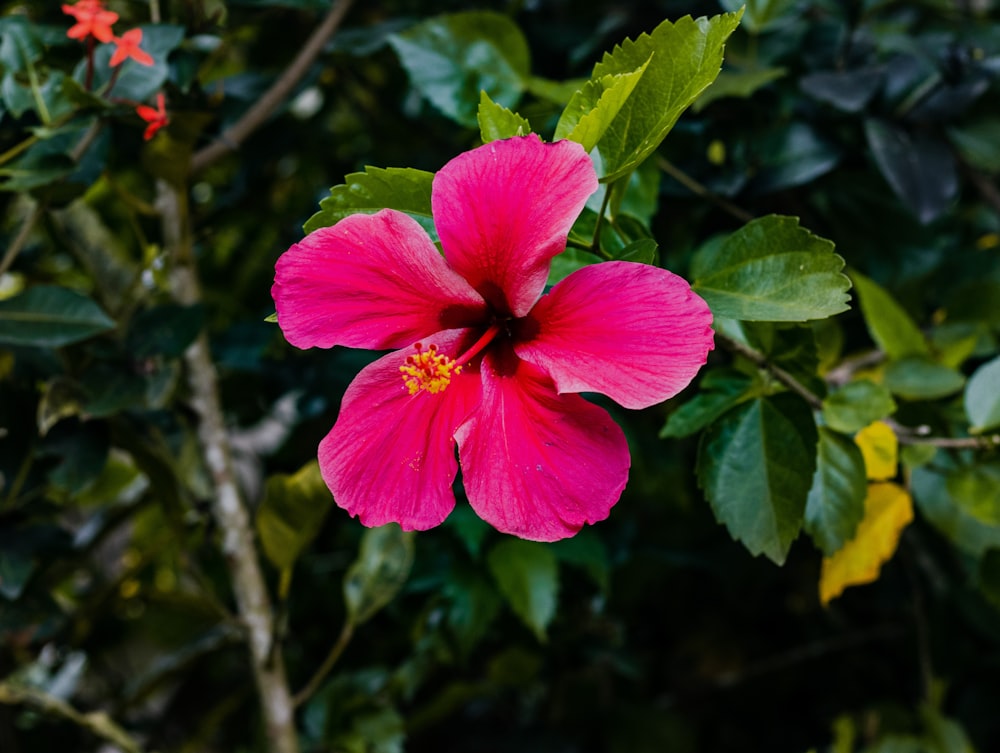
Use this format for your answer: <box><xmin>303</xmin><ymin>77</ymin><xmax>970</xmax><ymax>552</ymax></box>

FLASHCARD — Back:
<box><xmin>487</xmin><ymin>539</ymin><xmax>558</xmax><ymax>642</ymax></box>
<box><xmin>691</xmin><ymin>215</ymin><xmax>851</xmax><ymax>322</ymax></box>
<box><xmin>477</xmin><ymin>91</ymin><xmax>530</xmax><ymax>143</ymax></box>
<box><xmin>389</xmin><ymin>11</ymin><xmax>530</xmax><ymax>128</ymax></box>
<box><xmin>554</xmin><ymin>60</ymin><xmax>649</xmax><ymax>152</ymax></box>
<box><xmin>965</xmin><ymin>356</ymin><xmax>1000</xmax><ymax>433</ymax></box>
<box><xmin>883</xmin><ymin>357</ymin><xmax>965</xmax><ymax>400</ymax></box>
<box><xmin>804</xmin><ymin>428</ymin><xmax>868</xmax><ymax>556</ymax></box>
<box><xmin>591</xmin><ymin>10</ymin><xmax>742</xmax><ymax>181</ymax></box>
<box><xmin>303</xmin><ymin>166</ymin><xmax>435</xmax><ymax>237</ymax></box>
<box><xmin>343</xmin><ymin>524</ymin><xmax>415</xmax><ymax>626</ymax></box>
<box><xmin>256</xmin><ymin>461</ymin><xmax>333</xmax><ymax>572</ymax></box>
<box><xmin>822</xmin><ymin>379</ymin><xmax>897</xmax><ymax>434</ymax></box>
<box><xmin>697</xmin><ymin>394</ymin><xmax>818</xmax><ymax>565</ymax></box>
<box><xmin>0</xmin><ymin>285</ymin><xmax>115</xmax><ymax>347</ymax></box>
<box><xmin>660</xmin><ymin>368</ymin><xmax>758</xmax><ymax>438</ymax></box>
<box><xmin>947</xmin><ymin>464</ymin><xmax>1000</xmax><ymax>526</ymax></box>
<box><xmin>850</xmin><ymin>270</ymin><xmax>929</xmax><ymax>359</ymax></box>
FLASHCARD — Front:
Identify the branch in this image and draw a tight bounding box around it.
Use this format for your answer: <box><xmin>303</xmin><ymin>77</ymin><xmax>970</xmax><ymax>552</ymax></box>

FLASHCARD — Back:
<box><xmin>157</xmin><ymin>182</ymin><xmax>299</xmax><ymax>753</ymax></box>
<box><xmin>656</xmin><ymin>156</ymin><xmax>755</xmax><ymax>224</ymax></box>
<box><xmin>292</xmin><ymin>620</ymin><xmax>354</xmax><ymax>707</ymax></box>
<box><xmin>716</xmin><ymin>333</ymin><xmax>1000</xmax><ymax>450</ymax></box>
<box><xmin>0</xmin><ymin>682</ymin><xmax>149</xmax><ymax>753</ymax></box>
<box><xmin>190</xmin><ymin>0</ymin><xmax>355</xmax><ymax>175</ymax></box>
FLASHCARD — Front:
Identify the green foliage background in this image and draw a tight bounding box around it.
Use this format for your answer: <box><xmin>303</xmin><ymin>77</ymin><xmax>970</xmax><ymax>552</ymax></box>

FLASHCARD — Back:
<box><xmin>1</xmin><ymin>1</ymin><xmax>1000</xmax><ymax>752</ymax></box>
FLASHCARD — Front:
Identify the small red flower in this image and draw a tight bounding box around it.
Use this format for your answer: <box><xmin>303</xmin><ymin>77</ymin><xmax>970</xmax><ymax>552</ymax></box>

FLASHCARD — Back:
<box><xmin>62</xmin><ymin>0</ymin><xmax>118</xmax><ymax>43</ymax></box>
<box><xmin>110</xmin><ymin>29</ymin><xmax>154</xmax><ymax>67</ymax></box>
<box><xmin>136</xmin><ymin>93</ymin><xmax>169</xmax><ymax>141</ymax></box>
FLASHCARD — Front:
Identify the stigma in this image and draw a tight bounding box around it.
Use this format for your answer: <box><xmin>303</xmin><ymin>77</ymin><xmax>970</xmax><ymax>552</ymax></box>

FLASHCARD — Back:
<box><xmin>399</xmin><ymin>343</ymin><xmax>461</xmax><ymax>395</ymax></box>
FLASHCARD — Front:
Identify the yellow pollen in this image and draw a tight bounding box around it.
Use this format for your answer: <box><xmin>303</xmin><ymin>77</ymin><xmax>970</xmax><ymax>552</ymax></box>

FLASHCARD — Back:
<box><xmin>399</xmin><ymin>343</ymin><xmax>462</xmax><ymax>395</ymax></box>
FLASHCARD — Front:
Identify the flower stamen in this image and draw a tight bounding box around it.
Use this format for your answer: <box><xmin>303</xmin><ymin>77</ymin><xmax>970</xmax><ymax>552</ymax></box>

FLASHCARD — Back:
<box><xmin>400</xmin><ymin>343</ymin><xmax>461</xmax><ymax>395</ymax></box>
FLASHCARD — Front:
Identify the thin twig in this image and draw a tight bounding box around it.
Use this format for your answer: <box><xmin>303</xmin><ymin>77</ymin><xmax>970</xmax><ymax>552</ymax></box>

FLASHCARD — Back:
<box><xmin>715</xmin><ymin>333</ymin><xmax>1000</xmax><ymax>449</ymax></box>
<box><xmin>157</xmin><ymin>182</ymin><xmax>299</xmax><ymax>753</ymax></box>
<box><xmin>189</xmin><ymin>0</ymin><xmax>355</xmax><ymax>175</ymax></box>
<box><xmin>657</xmin><ymin>156</ymin><xmax>755</xmax><ymax>223</ymax></box>
<box><xmin>0</xmin><ymin>682</ymin><xmax>149</xmax><ymax>753</ymax></box>
<box><xmin>0</xmin><ymin>202</ymin><xmax>43</xmax><ymax>278</ymax></box>
<box><xmin>292</xmin><ymin>620</ymin><xmax>355</xmax><ymax>707</ymax></box>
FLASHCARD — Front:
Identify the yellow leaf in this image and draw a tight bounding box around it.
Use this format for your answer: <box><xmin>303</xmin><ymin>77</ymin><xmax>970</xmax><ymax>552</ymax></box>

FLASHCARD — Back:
<box><xmin>819</xmin><ymin>482</ymin><xmax>914</xmax><ymax>605</ymax></box>
<box><xmin>854</xmin><ymin>420</ymin><xmax>898</xmax><ymax>480</ymax></box>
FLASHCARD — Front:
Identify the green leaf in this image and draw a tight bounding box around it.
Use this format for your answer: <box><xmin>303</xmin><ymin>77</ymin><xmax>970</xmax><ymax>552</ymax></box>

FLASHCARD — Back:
<box><xmin>548</xmin><ymin>529</ymin><xmax>610</xmax><ymax>593</ymax></box>
<box><xmin>850</xmin><ymin>271</ymin><xmax>929</xmax><ymax>359</ymax></box>
<box><xmin>719</xmin><ymin>0</ymin><xmax>798</xmax><ymax>33</ymax></box>
<box><xmin>912</xmin><ymin>466</ymin><xmax>1000</xmax><ymax>559</ymax></box>
<box><xmin>947</xmin><ymin>118</ymin><xmax>1000</xmax><ymax>174</ymax></box>
<box><xmin>965</xmin><ymin>356</ymin><xmax>1000</xmax><ymax>433</ymax></box>
<box><xmin>547</xmin><ymin>247</ymin><xmax>602</xmax><ymax>286</ymax></box>
<box><xmin>256</xmin><ymin>461</ymin><xmax>334</xmax><ymax>571</ymax></box>
<box><xmin>389</xmin><ymin>11</ymin><xmax>530</xmax><ymax>128</ymax></box>
<box><xmin>554</xmin><ymin>61</ymin><xmax>648</xmax><ymax>152</ymax></box>
<box><xmin>126</xmin><ymin>304</ymin><xmax>204</xmax><ymax>359</ymax></box>
<box><xmin>591</xmin><ymin>11</ymin><xmax>742</xmax><ymax>181</ymax></box>
<box><xmin>444</xmin><ymin>569</ymin><xmax>502</xmax><ymax>656</ymax></box>
<box><xmin>303</xmin><ymin>166</ymin><xmax>434</xmax><ymax>236</ymax></box>
<box><xmin>0</xmin><ymin>17</ymin><xmax>42</xmax><ymax>72</ymax></box>
<box><xmin>804</xmin><ymin>428</ymin><xmax>868</xmax><ymax>556</ymax></box>
<box><xmin>78</xmin><ymin>25</ymin><xmax>186</xmax><ymax>103</ymax></box>
<box><xmin>822</xmin><ymin>379</ymin><xmax>897</xmax><ymax>434</ymax></box>
<box><xmin>343</xmin><ymin>524</ymin><xmax>415</xmax><ymax>626</ymax></box>
<box><xmin>883</xmin><ymin>357</ymin><xmax>965</xmax><ymax>400</ymax></box>
<box><xmin>697</xmin><ymin>394</ymin><xmax>818</xmax><ymax>564</ymax></box>
<box><xmin>660</xmin><ymin>368</ymin><xmax>757</xmax><ymax>438</ymax></box>
<box><xmin>946</xmin><ymin>465</ymin><xmax>1000</xmax><ymax>526</ymax></box>
<box><xmin>477</xmin><ymin>90</ymin><xmax>530</xmax><ymax>143</ymax></box>
<box><xmin>691</xmin><ymin>215</ymin><xmax>851</xmax><ymax>322</ymax></box>
<box><xmin>748</xmin><ymin>122</ymin><xmax>841</xmax><ymax>194</ymax></box>
<box><xmin>0</xmin><ymin>286</ymin><xmax>115</xmax><ymax>347</ymax></box>
<box><xmin>487</xmin><ymin>539</ymin><xmax>558</xmax><ymax>641</ymax></box>
<box><xmin>693</xmin><ymin>66</ymin><xmax>786</xmax><ymax>112</ymax></box>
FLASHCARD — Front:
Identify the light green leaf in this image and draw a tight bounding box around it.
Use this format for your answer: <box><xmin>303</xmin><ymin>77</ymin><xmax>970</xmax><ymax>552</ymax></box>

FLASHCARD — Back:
<box><xmin>693</xmin><ymin>66</ymin><xmax>786</xmax><ymax>112</ymax></box>
<box><xmin>660</xmin><ymin>368</ymin><xmax>757</xmax><ymax>438</ymax></box>
<box><xmin>477</xmin><ymin>90</ymin><xmax>530</xmax><ymax>143</ymax></box>
<box><xmin>547</xmin><ymin>248</ymin><xmax>602</xmax><ymax>286</ymax></box>
<box><xmin>691</xmin><ymin>215</ymin><xmax>851</xmax><ymax>321</ymax></box>
<box><xmin>389</xmin><ymin>11</ymin><xmax>530</xmax><ymax>127</ymax></box>
<box><xmin>804</xmin><ymin>428</ymin><xmax>868</xmax><ymax>556</ymax></box>
<box><xmin>850</xmin><ymin>270</ymin><xmax>929</xmax><ymax>359</ymax></box>
<box><xmin>487</xmin><ymin>539</ymin><xmax>558</xmax><ymax>641</ymax></box>
<box><xmin>946</xmin><ymin>464</ymin><xmax>1000</xmax><ymax>526</ymax></box>
<box><xmin>0</xmin><ymin>286</ymin><xmax>115</xmax><ymax>347</ymax></box>
<box><xmin>256</xmin><ymin>462</ymin><xmax>334</xmax><ymax>571</ymax></box>
<box><xmin>554</xmin><ymin>61</ymin><xmax>648</xmax><ymax>152</ymax></box>
<box><xmin>697</xmin><ymin>394</ymin><xmax>818</xmax><ymax>564</ymax></box>
<box><xmin>343</xmin><ymin>524</ymin><xmax>415</xmax><ymax>626</ymax></box>
<box><xmin>883</xmin><ymin>357</ymin><xmax>965</xmax><ymax>400</ymax></box>
<box><xmin>303</xmin><ymin>166</ymin><xmax>434</xmax><ymax>236</ymax></box>
<box><xmin>591</xmin><ymin>11</ymin><xmax>742</xmax><ymax>181</ymax></box>
<box><xmin>965</xmin><ymin>356</ymin><xmax>1000</xmax><ymax>433</ymax></box>
<box><xmin>822</xmin><ymin>379</ymin><xmax>897</xmax><ymax>434</ymax></box>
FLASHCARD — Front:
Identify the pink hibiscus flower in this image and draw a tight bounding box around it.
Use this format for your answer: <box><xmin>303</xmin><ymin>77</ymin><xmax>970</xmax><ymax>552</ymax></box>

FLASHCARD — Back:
<box><xmin>272</xmin><ymin>135</ymin><xmax>714</xmax><ymax>541</ymax></box>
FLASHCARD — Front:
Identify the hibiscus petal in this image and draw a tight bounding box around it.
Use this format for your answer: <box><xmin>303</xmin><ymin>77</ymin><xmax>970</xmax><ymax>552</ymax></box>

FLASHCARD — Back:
<box><xmin>455</xmin><ymin>353</ymin><xmax>629</xmax><ymax>541</ymax></box>
<box><xmin>273</xmin><ymin>209</ymin><xmax>486</xmax><ymax>350</ymax></box>
<box><xmin>515</xmin><ymin>261</ymin><xmax>715</xmax><ymax>410</ymax></box>
<box><xmin>433</xmin><ymin>135</ymin><xmax>597</xmax><ymax>318</ymax></box>
<box><xmin>319</xmin><ymin>331</ymin><xmax>482</xmax><ymax>531</ymax></box>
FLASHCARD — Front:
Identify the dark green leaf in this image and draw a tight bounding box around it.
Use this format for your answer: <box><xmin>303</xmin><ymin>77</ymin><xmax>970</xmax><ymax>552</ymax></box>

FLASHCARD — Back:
<box><xmin>965</xmin><ymin>356</ymin><xmax>1000</xmax><ymax>433</ymax></box>
<box><xmin>697</xmin><ymin>394</ymin><xmax>818</xmax><ymax>564</ymax></box>
<box><xmin>979</xmin><ymin>548</ymin><xmax>1000</xmax><ymax>612</ymax></box>
<box><xmin>617</xmin><ymin>238</ymin><xmax>657</xmax><ymax>264</ymax></box>
<box><xmin>0</xmin><ymin>151</ymin><xmax>75</xmax><ymax>192</ymax></box>
<box><xmin>660</xmin><ymin>368</ymin><xmax>757</xmax><ymax>438</ymax></box>
<box><xmin>444</xmin><ymin>569</ymin><xmax>502</xmax><ymax>656</ymax></box>
<box><xmin>804</xmin><ymin>428</ymin><xmax>867</xmax><ymax>555</ymax></box>
<box><xmin>389</xmin><ymin>12</ymin><xmax>530</xmax><ymax>128</ymax></box>
<box><xmin>343</xmin><ymin>524</ymin><xmax>415</xmax><ymax>626</ymax></box>
<box><xmin>444</xmin><ymin>504</ymin><xmax>491</xmax><ymax>558</ymax></box>
<box><xmin>691</xmin><ymin>215</ymin><xmax>850</xmax><ymax>321</ymax></box>
<box><xmin>800</xmin><ymin>68</ymin><xmax>884</xmax><ymax>112</ymax></box>
<box><xmin>883</xmin><ymin>357</ymin><xmax>965</xmax><ymax>400</ymax></box>
<box><xmin>748</xmin><ymin>123</ymin><xmax>841</xmax><ymax>194</ymax></box>
<box><xmin>44</xmin><ymin>421</ymin><xmax>110</xmax><ymax>493</ymax></box>
<box><xmin>303</xmin><ymin>166</ymin><xmax>434</xmax><ymax>236</ymax></box>
<box><xmin>946</xmin><ymin>465</ymin><xmax>1000</xmax><ymax>526</ymax></box>
<box><xmin>694</xmin><ymin>67</ymin><xmax>786</xmax><ymax>112</ymax></box>
<box><xmin>850</xmin><ymin>271</ymin><xmax>929</xmax><ymax>359</ymax></box>
<box><xmin>554</xmin><ymin>61</ymin><xmax>648</xmax><ymax>152</ymax></box>
<box><xmin>592</xmin><ymin>11</ymin><xmax>743</xmax><ymax>181</ymax></box>
<box><xmin>0</xmin><ymin>286</ymin><xmax>115</xmax><ymax>347</ymax></box>
<box><xmin>864</xmin><ymin>118</ymin><xmax>957</xmax><ymax>224</ymax></box>
<box><xmin>822</xmin><ymin>379</ymin><xmax>897</xmax><ymax>434</ymax></box>
<box><xmin>549</xmin><ymin>529</ymin><xmax>610</xmax><ymax>593</ymax></box>
<box><xmin>256</xmin><ymin>461</ymin><xmax>334</xmax><ymax>571</ymax></box>
<box><xmin>127</xmin><ymin>304</ymin><xmax>204</xmax><ymax>359</ymax></box>
<box><xmin>912</xmin><ymin>466</ymin><xmax>1000</xmax><ymax>559</ymax></box>
<box><xmin>0</xmin><ymin>17</ymin><xmax>43</xmax><ymax>72</ymax></box>
<box><xmin>487</xmin><ymin>539</ymin><xmax>558</xmax><ymax>641</ymax></box>
<box><xmin>719</xmin><ymin>0</ymin><xmax>797</xmax><ymax>33</ymax></box>
<box><xmin>947</xmin><ymin>119</ymin><xmax>1000</xmax><ymax>174</ymax></box>
<box><xmin>79</xmin><ymin>25</ymin><xmax>186</xmax><ymax>103</ymax></box>
<box><xmin>477</xmin><ymin>91</ymin><xmax>530</xmax><ymax>143</ymax></box>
